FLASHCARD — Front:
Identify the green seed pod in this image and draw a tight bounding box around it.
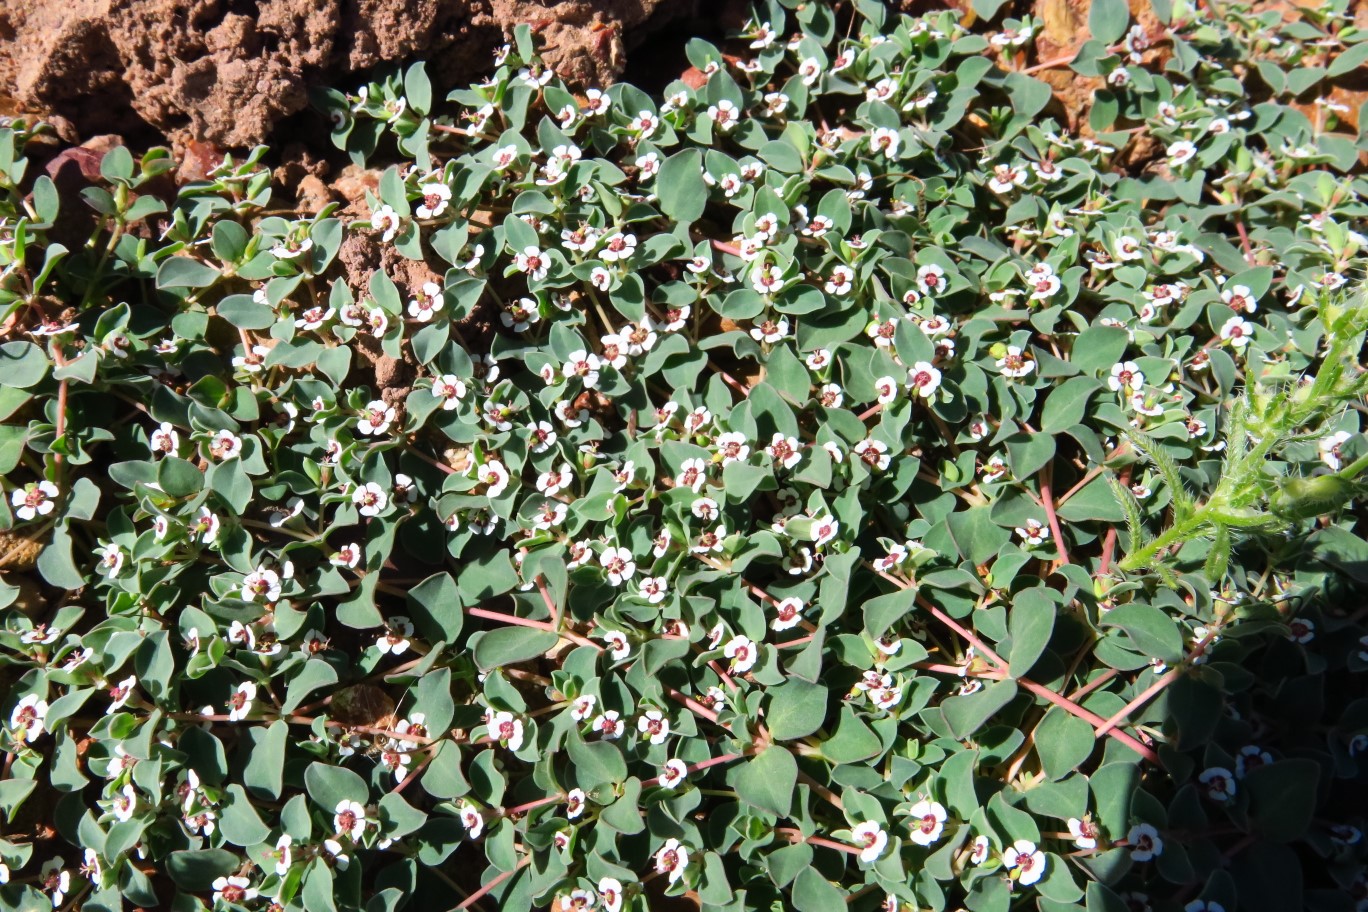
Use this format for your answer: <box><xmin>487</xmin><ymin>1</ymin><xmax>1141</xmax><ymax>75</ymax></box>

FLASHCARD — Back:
<box><xmin>1269</xmin><ymin>475</ymin><xmax>1356</xmax><ymax>521</ymax></box>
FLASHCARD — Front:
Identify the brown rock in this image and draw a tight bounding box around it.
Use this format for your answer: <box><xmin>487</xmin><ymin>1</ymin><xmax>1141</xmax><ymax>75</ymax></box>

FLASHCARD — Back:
<box><xmin>0</xmin><ymin>0</ymin><xmax>689</xmax><ymax>149</ymax></box>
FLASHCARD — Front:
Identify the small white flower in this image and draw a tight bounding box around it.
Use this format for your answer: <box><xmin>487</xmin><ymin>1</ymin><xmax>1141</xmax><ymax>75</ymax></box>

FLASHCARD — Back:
<box><xmin>1221</xmin><ymin>284</ymin><xmax>1257</xmax><ymax>314</ymax></box>
<box><xmin>655</xmin><ymin>838</ymin><xmax>690</xmax><ymax>884</ymax></box>
<box><xmin>241</xmin><ymin>567</ymin><xmax>282</xmax><ymax>602</ymax></box>
<box><xmin>870</xmin><ymin>127</ymin><xmax>900</xmax><ymax>160</ymax></box>
<box><xmin>210</xmin><ymin>429</ymin><xmax>242</xmax><ymax>460</ymax></box>
<box><xmin>604</xmin><ymin>630</ymin><xmax>632</xmax><ymax>661</ymax></box>
<box><xmin>1068</xmin><ymin>817</ymin><xmax>1100</xmax><ymax>850</ymax></box>
<box><xmin>1167</xmin><ymin>140</ymin><xmax>1198</xmax><ymax>166</ymax></box>
<box><xmin>708</xmin><ymin>99</ymin><xmax>740</xmax><ymax>132</ymax></box>
<box><xmin>1001</xmin><ymin>839</ymin><xmax>1046</xmax><ymax>886</ymax></box>
<box><xmin>432</xmin><ymin>374</ymin><xmax>467</xmax><ymax>409</ymax></box>
<box><xmin>723</xmin><ymin>635</ymin><xmax>757</xmax><ymax>673</ymax></box>
<box><xmin>1127</xmin><ymin>822</ymin><xmax>1163</xmax><ymax>861</ymax></box>
<box><xmin>637</xmin><ymin>709</ymin><xmax>671</xmax><ymax>744</ymax></box>
<box><xmin>227</xmin><ymin>681</ymin><xmax>257</xmax><ymax>721</ymax></box>
<box><xmin>659</xmin><ymin>759</ymin><xmax>688</xmax><ymax>789</ymax></box>
<box><xmin>334</xmin><ymin>799</ymin><xmax>368</xmax><ymax>839</ymax></box>
<box><xmin>11</xmin><ymin>480</ymin><xmax>59</xmax><ymax>521</ymax></box>
<box><xmin>490</xmin><ymin>711</ymin><xmax>525</xmax><ymax>750</ymax></box>
<box><xmin>416</xmin><ymin>182</ymin><xmax>452</xmax><ymax>219</ymax></box>
<box><xmin>852</xmin><ymin>820</ymin><xmax>889</xmax><ymax>863</ymax></box>
<box><xmin>600</xmin><ymin>232</ymin><xmax>638</xmax><ymax>262</ymax></box>
<box><xmin>460</xmin><ymin>801</ymin><xmax>484</xmax><ymax>838</ymax></box>
<box><xmin>352</xmin><ymin>481</ymin><xmax>389</xmax><ymax>517</ymax></box>
<box><xmin>211</xmin><ymin>875</ymin><xmax>258</xmax><ymax>906</ymax></box>
<box><xmin>515</xmin><ymin>245</ymin><xmax>550</xmax><ymax>281</ymax></box>
<box><xmin>906</xmin><ymin>362</ymin><xmax>942</xmax><ymax>399</ymax></box>
<box><xmin>1219</xmin><ymin>316</ymin><xmax>1253</xmax><ymax>347</ymax></box>
<box><xmin>599</xmin><ymin>546</ymin><xmax>636</xmax><ymax>586</ymax></box>
<box><xmin>1198</xmin><ymin>766</ymin><xmax>1236</xmax><ymax>802</ymax></box>
<box><xmin>566</xmin><ymin>788</ymin><xmax>587</xmax><ymax>819</ymax></box>
<box><xmin>570</xmin><ymin>694</ymin><xmax>597</xmax><ymax>722</ymax></box>
<box><xmin>376</xmin><ymin>617</ymin><xmax>414</xmax><ymax>655</ymax></box>
<box><xmin>594</xmin><ymin>710</ymin><xmax>624</xmax><ymax>740</ymax></box>
<box><xmin>10</xmin><ymin>693</ymin><xmax>48</xmax><ymax>742</ymax></box>
<box><xmin>639</xmin><ymin>576</ymin><xmax>669</xmax><ymax>604</ymax></box>
<box><xmin>1319</xmin><ymin>430</ymin><xmax>1352</xmax><ymax>471</ymax></box>
<box><xmin>996</xmin><ymin>345</ymin><xmax>1035</xmax><ymax>379</ymax></box>
<box><xmin>1015</xmin><ymin>518</ymin><xmax>1050</xmax><ymax>546</ymax></box>
<box><xmin>371</xmin><ymin>205</ymin><xmax>402</xmax><ymax>242</ymax></box>
<box><xmin>971</xmin><ymin>835</ymin><xmax>991</xmax><ymax>864</ymax></box>
<box><xmin>1109</xmin><ymin>361</ymin><xmax>1145</xmax><ymax>392</ymax></box>
<box><xmin>908</xmin><ymin>800</ymin><xmax>947</xmax><ymax>846</ymax></box>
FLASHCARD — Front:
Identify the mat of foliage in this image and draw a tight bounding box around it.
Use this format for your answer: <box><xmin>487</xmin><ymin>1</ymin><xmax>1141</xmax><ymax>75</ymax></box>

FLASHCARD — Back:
<box><xmin>2</xmin><ymin>1</ymin><xmax>1368</xmax><ymax>911</ymax></box>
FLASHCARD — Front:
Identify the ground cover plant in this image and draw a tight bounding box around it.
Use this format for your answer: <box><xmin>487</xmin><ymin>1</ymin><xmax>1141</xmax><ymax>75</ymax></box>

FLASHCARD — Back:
<box><xmin>2</xmin><ymin>0</ymin><xmax>1368</xmax><ymax>910</ymax></box>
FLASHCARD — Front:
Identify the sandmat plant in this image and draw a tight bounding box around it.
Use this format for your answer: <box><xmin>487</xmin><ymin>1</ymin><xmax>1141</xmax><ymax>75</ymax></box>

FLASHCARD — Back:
<box><xmin>1</xmin><ymin>1</ymin><xmax>1368</xmax><ymax>910</ymax></box>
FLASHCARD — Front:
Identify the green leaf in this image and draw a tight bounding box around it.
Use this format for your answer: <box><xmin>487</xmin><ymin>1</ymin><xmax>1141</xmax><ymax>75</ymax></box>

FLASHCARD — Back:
<box><xmin>767</xmin><ymin>679</ymin><xmax>829</xmax><ymax>741</ymax></box>
<box><xmin>822</xmin><ymin>704</ymin><xmax>882</xmax><ymax>763</ymax></box>
<box><xmin>733</xmin><ymin>746</ymin><xmax>797</xmax><ymax>817</ymax></box>
<box><xmin>657</xmin><ymin>148</ymin><xmax>707</xmax><ymax>223</ymax></box>
<box><xmin>244</xmin><ymin>721</ymin><xmax>289</xmax><ymax>799</ymax></box>
<box><xmin>1246</xmin><ymin>759</ymin><xmax>1319</xmax><ymax>842</ymax></box>
<box><xmin>942</xmin><ymin>679</ymin><xmax>1018</xmax><ymax>739</ymax></box>
<box><xmin>156</xmin><ymin>256</ymin><xmax>221</xmax><ymax>289</ymax></box>
<box><xmin>947</xmin><ymin>505</ymin><xmax>1011</xmax><ymax>565</ymax></box>
<box><xmin>220</xmin><ymin>784</ymin><xmax>272</xmax><ymax>846</ymax></box>
<box><xmin>305</xmin><ymin>762</ymin><xmax>369</xmax><ymax>811</ymax></box>
<box><xmin>1041</xmin><ymin>377</ymin><xmax>1101</xmax><ymax>433</ymax></box>
<box><xmin>166</xmin><ymin>849</ymin><xmax>240</xmax><ymax>890</ymax></box>
<box><xmin>1089</xmin><ymin>0</ymin><xmax>1130</xmax><ymax>44</ymax></box>
<box><xmin>1099</xmin><ymin>603</ymin><xmax>1183</xmax><ymax>663</ymax></box>
<box><xmin>566</xmin><ymin>730</ymin><xmax>627</xmax><ymax>789</ymax></box>
<box><xmin>156</xmin><ymin>457</ymin><xmax>203</xmax><ymax>498</ymax></box>
<box><xmin>1008</xmin><ymin>589</ymin><xmax>1056</xmax><ymax>677</ymax></box>
<box><xmin>1034</xmin><ymin>708</ymin><xmax>1096</xmax><ymax>780</ymax></box>
<box><xmin>793</xmin><ymin>868</ymin><xmax>846</xmax><ymax>912</ymax></box>
<box><xmin>472</xmin><ymin>627</ymin><xmax>557</xmax><ymax>671</ymax></box>
<box><xmin>282</xmin><ymin>659</ymin><xmax>339</xmax><ymax>713</ymax></box>
<box><xmin>1329</xmin><ymin>41</ymin><xmax>1368</xmax><ymax>78</ymax></box>
<box><xmin>0</xmin><ymin>341</ymin><xmax>49</xmax><ymax>388</ymax></box>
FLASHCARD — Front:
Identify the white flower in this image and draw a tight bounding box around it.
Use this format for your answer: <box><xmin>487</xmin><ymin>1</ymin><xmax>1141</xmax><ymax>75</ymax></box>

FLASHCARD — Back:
<box><xmin>490</xmin><ymin>711</ymin><xmax>525</xmax><ymax>751</ymax></box>
<box><xmin>211</xmin><ymin>875</ymin><xmax>257</xmax><ymax>906</ymax></box>
<box><xmin>1167</xmin><ymin>140</ymin><xmax>1198</xmax><ymax>166</ymax></box>
<box><xmin>1219</xmin><ymin>316</ymin><xmax>1253</xmax><ymax>347</ymax></box>
<box><xmin>825</xmin><ymin>265</ymin><xmax>855</xmax><ymax>296</ymax></box>
<box><xmin>416</xmin><ymin>182</ymin><xmax>452</xmax><ymax>219</ymax></box>
<box><xmin>908</xmin><ymin>800</ymin><xmax>947</xmax><ymax>846</ymax></box>
<box><xmin>600</xmin><ymin>546</ymin><xmax>636</xmax><ymax>586</ymax></box>
<box><xmin>563</xmin><ymin>350</ymin><xmax>602</xmax><ymax>388</ymax></box>
<box><xmin>460</xmin><ymin>801</ymin><xmax>484</xmax><ymax>838</ymax></box>
<box><xmin>708</xmin><ymin>99</ymin><xmax>740</xmax><ymax>132</ymax></box>
<box><xmin>357</xmin><ymin>400</ymin><xmax>396</xmax><ymax>436</ymax></box>
<box><xmin>227</xmin><ymin>681</ymin><xmax>257</xmax><ymax>721</ymax></box>
<box><xmin>797</xmin><ymin>57</ymin><xmax>822</xmax><ymax>86</ymax></box>
<box><xmin>1127</xmin><ymin>822</ymin><xmax>1163</xmax><ymax>861</ymax></box>
<box><xmin>371</xmin><ymin>205</ymin><xmax>402</xmax><ymax>242</ymax></box>
<box><xmin>604</xmin><ymin>630</ymin><xmax>632</xmax><ymax>660</ymax></box>
<box><xmin>771</xmin><ymin>596</ymin><xmax>798</xmax><ymax>631</ymax></box>
<box><xmin>408</xmin><ymin>282</ymin><xmax>444</xmax><ymax>322</ymax></box>
<box><xmin>272</xmin><ymin>834</ymin><xmax>293</xmax><ymax>876</ymax></box>
<box><xmin>352</xmin><ymin>481</ymin><xmax>389</xmax><ymax>517</ymax></box>
<box><xmin>854</xmin><ymin>439</ymin><xmax>891</xmax><ymax>471</ymax></box>
<box><xmin>477</xmin><ymin>460</ymin><xmax>510</xmax><ymax>497</ymax></box>
<box><xmin>638</xmin><ymin>709</ymin><xmax>671</xmax><ymax>744</ymax></box>
<box><xmin>432</xmin><ymin>374</ymin><xmax>467</xmax><ymax>409</ymax></box>
<box><xmin>1109</xmin><ymin>361</ymin><xmax>1145</xmax><ymax>392</ymax></box>
<box><xmin>655</xmin><ymin>838</ymin><xmax>690</xmax><ymax>884</ymax></box>
<box><xmin>594</xmin><ymin>710</ymin><xmax>624</xmax><ymax>740</ymax></box>
<box><xmin>1198</xmin><ymin>766</ymin><xmax>1236</xmax><ymax>801</ymax></box>
<box><xmin>852</xmin><ymin>821</ymin><xmax>889</xmax><ymax>863</ymax></box>
<box><xmin>241</xmin><ymin>567</ymin><xmax>282</xmax><ymax>602</ymax></box>
<box><xmin>11</xmin><ymin>480</ymin><xmax>59</xmax><ymax>521</ymax></box>
<box><xmin>1015</xmin><ymin>518</ymin><xmax>1050</xmax><ymax>546</ymax></box>
<box><xmin>1068</xmin><ymin>817</ymin><xmax>1100</xmax><ymax>850</ymax></box>
<box><xmin>723</xmin><ymin>635</ymin><xmax>757</xmax><ymax>673</ymax></box>
<box><xmin>150</xmin><ymin>422</ymin><xmax>180</xmax><ymax>456</ymax></box>
<box><xmin>639</xmin><ymin>576</ymin><xmax>669</xmax><ymax>604</ymax></box>
<box><xmin>996</xmin><ymin>345</ymin><xmax>1035</xmax><ymax>378</ymax></box>
<box><xmin>334</xmin><ymin>799</ymin><xmax>369</xmax><ymax>839</ymax></box>
<box><xmin>917</xmin><ymin>264</ymin><xmax>946</xmax><ymax>296</ymax></box>
<box><xmin>10</xmin><ymin>694</ymin><xmax>48</xmax><ymax>742</ymax></box>
<box><xmin>1221</xmin><ymin>284</ymin><xmax>1257</xmax><ymax>314</ymax></box>
<box><xmin>106</xmin><ymin>675</ymin><xmax>138</xmax><ymax>713</ymax></box>
<box><xmin>988</xmin><ymin>163</ymin><xmax>1028</xmax><ymax>194</ymax></box>
<box><xmin>870</xmin><ymin>127</ymin><xmax>900</xmax><ymax>160</ymax></box>
<box><xmin>659</xmin><ymin>759</ymin><xmax>688</xmax><ymax>789</ymax></box>
<box><xmin>970</xmin><ymin>835</ymin><xmax>991</xmax><ymax>864</ymax></box>
<box><xmin>750</xmin><ymin>317</ymin><xmax>789</xmax><ymax>343</ymax></box>
<box><xmin>570</xmin><ymin>694</ymin><xmax>597</xmax><ymax>722</ymax></box>
<box><xmin>906</xmin><ymin>362</ymin><xmax>942</xmax><ymax>399</ymax></box>
<box><xmin>210</xmin><ymin>429</ymin><xmax>242</xmax><ymax>460</ymax></box>
<box><xmin>1319</xmin><ymin>430</ymin><xmax>1352</xmax><ymax>470</ymax></box>
<box><xmin>565</xmin><ymin>788</ymin><xmax>587</xmax><ymax>820</ymax></box>
<box><xmin>600</xmin><ymin>232</ymin><xmax>638</xmax><ymax>262</ymax></box>
<box><xmin>515</xmin><ymin>245</ymin><xmax>550</xmax><ymax>281</ymax></box>
<box><xmin>1002</xmin><ymin>839</ymin><xmax>1046</xmax><ymax>886</ymax></box>
<box><xmin>377</xmin><ymin>617</ymin><xmax>414</xmax><ymax>655</ymax></box>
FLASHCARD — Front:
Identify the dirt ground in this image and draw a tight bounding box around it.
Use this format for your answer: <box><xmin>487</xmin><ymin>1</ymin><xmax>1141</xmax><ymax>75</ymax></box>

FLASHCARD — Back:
<box><xmin>0</xmin><ymin>0</ymin><xmax>744</xmax><ymax>149</ymax></box>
